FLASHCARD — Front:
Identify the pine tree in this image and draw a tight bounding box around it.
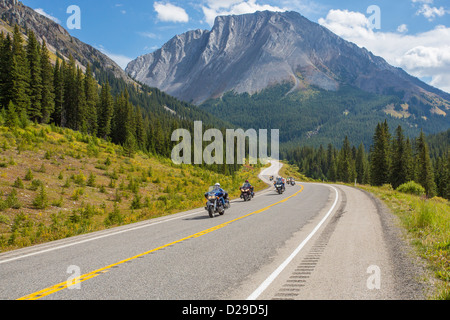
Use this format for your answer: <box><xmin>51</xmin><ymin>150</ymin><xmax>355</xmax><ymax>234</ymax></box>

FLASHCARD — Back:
<box><xmin>355</xmin><ymin>143</ymin><xmax>368</xmax><ymax>184</ymax></box>
<box><xmin>40</xmin><ymin>40</ymin><xmax>54</xmax><ymax>124</ymax></box>
<box><xmin>52</xmin><ymin>59</ymin><xmax>64</xmax><ymax>126</ymax></box>
<box><xmin>83</xmin><ymin>64</ymin><xmax>98</xmax><ymax>135</ymax></box>
<box><xmin>337</xmin><ymin>136</ymin><xmax>356</xmax><ymax>183</ymax></box>
<box><xmin>63</xmin><ymin>55</ymin><xmax>77</xmax><ymax>129</ymax></box>
<box><xmin>75</xmin><ymin>67</ymin><xmax>87</xmax><ymax>132</ymax></box>
<box><xmin>26</xmin><ymin>30</ymin><xmax>42</xmax><ymax>122</ymax></box>
<box><xmin>0</xmin><ymin>33</ymin><xmax>13</xmax><ymax>109</ymax></box>
<box><xmin>370</xmin><ymin>121</ymin><xmax>391</xmax><ymax>186</ymax></box>
<box><xmin>10</xmin><ymin>25</ymin><xmax>30</xmax><ymax>115</ymax></box>
<box><xmin>415</xmin><ymin>130</ymin><xmax>436</xmax><ymax>197</ymax></box>
<box><xmin>97</xmin><ymin>81</ymin><xmax>114</xmax><ymax>139</ymax></box>
<box><xmin>135</xmin><ymin>109</ymin><xmax>146</xmax><ymax>150</ymax></box>
<box><xmin>5</xmin><ymin>101</ymin><xmax>19</xmax><ymax>128</ymax></box>
<box><xmin>390</xmin><ymin>125</ymin><xmax>412</xmax><ymax>189</ymax></box>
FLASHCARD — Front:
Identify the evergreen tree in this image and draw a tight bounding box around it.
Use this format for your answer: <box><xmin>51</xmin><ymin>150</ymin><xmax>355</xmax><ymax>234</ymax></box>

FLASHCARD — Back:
<box><xmin>75</xmin><ymin>67</ymin><xmax>87</xmax><ymax>132</ymax></box>
<box><xmin>355</xmin><ymin>143</ymin><xmax>368</xmax><ymax>184</ymax></box>
<box><xmin>0</xmin><ymin>33</ymin><xmax>13</xmax><ymax>109</ymax></box>
<box><xmin>83</xmin><ymin>64</ymin><xmax>98</xmax><ymax>135</ymax></box>
<box><xmin>415</xmin><ymin>130</ymin><xmax>436</xmax><ymax>197</ymax></box>
<box><xmin>370</xmin><ymin>121</ymin><xmax>391</xmax><ymax>186</ymax></box>
<box><xmin>10</xmin><ymin>25</ymin><xmax>30</xmax><ymax>115</ymax></box>
<box><xmin>390</xmin><ymin>125</ymin><xmax>412</xmax><ymax>189</ymax></box>
<box><xmin>337</xmin><ymin>136</ymin><xmax>356</xmax><ymax>183</ymax></box>
<box><xmin>39</xmin><ymin>40</ymin><xmax>54</xmax><ymax>124</ymax></box>
<box><xmin>97</xmin><ymin>81</ymin><xmax>114</xmax><ymax>139</ymax></box>
<box><xmin>135</xmin><ymin>109</ymin><xmax>146</xmax><ymax>151</ymax></box>
<box><xmin>5</xmin><ymin>101</ymin><xmax>19</xmax><ymax>128</ymax></box>
<box><xmin>26</xmin><ymin>30</ymin><xmax>42</xmax><ymax>122</ymax></box>
<box><xmin>63</xmin><ymin>55</ymin><xmax>77</xmax><ymax>129</ymax></box>
<box><xmin>52</xmin><ymin>59</ymin><xmax>64</xmax><ymax>126</ymax></box>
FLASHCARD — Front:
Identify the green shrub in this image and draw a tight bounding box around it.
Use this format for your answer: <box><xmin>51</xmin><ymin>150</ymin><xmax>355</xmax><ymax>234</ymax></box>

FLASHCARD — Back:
<box><xmin>104</xmin><ymin>203</ymin><xmax>124</xmax><ymax>226</ymax></box>
<box><xmin>12</xmin><ymin>177</ymin><xmax>24</xmax><ymax>189</ymax></box>
<box><xmin>33</xmin><ymin>185</ymin><xmax>48</xmax><ymax>209</ymax></box>
<box><xmin>397</xmin><ymin>181</ymin><xmax>426</xmax><ymax>196</ymax></box>
<box><xmin>24</xmin><ymin>168</ymin><xmax>33</xmax><ymax>181</ymax></box>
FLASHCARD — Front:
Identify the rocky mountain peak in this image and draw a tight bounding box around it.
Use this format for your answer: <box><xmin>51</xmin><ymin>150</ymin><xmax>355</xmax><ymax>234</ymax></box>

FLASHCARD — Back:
<box><xmin>126</xmin><ymin>10</ymin><xmax>450</xmax><ymax>111</ymax></box>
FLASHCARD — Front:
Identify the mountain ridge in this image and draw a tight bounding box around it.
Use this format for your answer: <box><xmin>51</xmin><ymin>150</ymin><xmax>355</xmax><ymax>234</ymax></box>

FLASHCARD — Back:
<box><xmin>0</xmin><ymin>0</ymin><xmax>130</xmax><ymax>82</ymax></box>
<box><xmin>126</xmin><ymin>10</ymin><xmax>450</xmax><ymax>115</ymax></box>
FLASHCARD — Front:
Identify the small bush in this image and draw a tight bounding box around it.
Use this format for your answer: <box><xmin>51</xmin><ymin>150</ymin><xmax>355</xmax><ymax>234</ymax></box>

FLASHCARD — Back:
<box><xmin>24</xmin><ymin>168</ymin><xmax>33</xmax><ymax>181</ymax></box>
<box><xmin>104</xmin><ymin>203</ymin><xmax>124</xmax><ymax>226</ymax></box>
<box><xmin>397</xmin><ymin>181</ymin><xmax>426</xmax><ymax>196</ymax></box>
<box><xmin>33</xmin><ymin>185</ymin><xmax>48</xmax><ymax>209</ymax></box>
<box><xmin>12</xmin><ymin>177</ymin><xmax>24</xmax><ymax>189</ymax></box>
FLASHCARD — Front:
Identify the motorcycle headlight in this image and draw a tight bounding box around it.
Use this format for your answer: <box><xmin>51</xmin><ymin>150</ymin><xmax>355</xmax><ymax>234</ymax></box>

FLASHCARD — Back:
<box><xmin>208</xmin><ymin>195</ymin><xmax>216</xmax><ymax>200</ymax></box>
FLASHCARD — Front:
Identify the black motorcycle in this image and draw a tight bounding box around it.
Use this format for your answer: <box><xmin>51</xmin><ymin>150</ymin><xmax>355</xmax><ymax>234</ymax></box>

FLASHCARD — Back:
<box><xmin>205</xmin><ymin>186</ymin><xmax>230</xmax><ymax>218</ymax></box>
<box><xmin>240</xmin><ymin>185</ymin><xmax>254</xmax><ymax>201</ymax></box>
<box><xmin>275</xmin><ymin>181</ymin><xmax>285</xmax><ymax>194</ymax></box>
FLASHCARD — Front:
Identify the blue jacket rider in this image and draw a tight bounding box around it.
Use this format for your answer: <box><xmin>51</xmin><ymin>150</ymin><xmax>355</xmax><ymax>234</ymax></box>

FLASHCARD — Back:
<box><xmin>213</xmin><ymin>183</ymin><xmax>227</xmax><ymax>206</ymax></box>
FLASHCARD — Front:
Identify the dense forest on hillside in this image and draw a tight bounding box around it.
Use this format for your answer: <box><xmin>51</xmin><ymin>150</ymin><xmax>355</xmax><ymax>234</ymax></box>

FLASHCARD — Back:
<box><xmin>201</xmin><ymin>82</ymin><xmax>449</xmax><ymax>149</ymax></box>
<box><xmin>283</xmin><ymin>122</ymin><xmax>449</xmax><ymax>199</ymax></box>
<box><xmin>0</xmin><ymin>25</ymin><xmax>240</xmax><ymax>175</ymax></box>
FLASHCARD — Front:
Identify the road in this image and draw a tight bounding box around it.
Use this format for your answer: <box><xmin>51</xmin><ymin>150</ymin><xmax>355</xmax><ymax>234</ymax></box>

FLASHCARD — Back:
<box><xmin>0</xmin><ymin>161</ymin><xmax>426</xmax><ymax>300</ymax></box>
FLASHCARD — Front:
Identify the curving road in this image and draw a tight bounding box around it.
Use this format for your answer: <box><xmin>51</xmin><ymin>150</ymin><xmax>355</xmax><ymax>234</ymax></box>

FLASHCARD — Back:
<box><xmin>0</xmin><ymin>161</ymin><xmax>426</xmax><ymax>300</ymax></box>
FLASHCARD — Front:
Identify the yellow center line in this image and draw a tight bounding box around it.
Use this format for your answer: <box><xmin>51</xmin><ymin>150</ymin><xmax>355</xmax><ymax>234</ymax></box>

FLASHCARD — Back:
<box><xmin>18</xmin><ymin>185</ymin><xmax>304</xmax><ymax>300</ymax></box>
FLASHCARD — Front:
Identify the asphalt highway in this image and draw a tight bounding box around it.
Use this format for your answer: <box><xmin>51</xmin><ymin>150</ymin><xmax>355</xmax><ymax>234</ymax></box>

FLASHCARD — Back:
<box><xmin>0</xmin><ymin>161</ymin><xmax>426</xmax><ymax>300</ymax></box>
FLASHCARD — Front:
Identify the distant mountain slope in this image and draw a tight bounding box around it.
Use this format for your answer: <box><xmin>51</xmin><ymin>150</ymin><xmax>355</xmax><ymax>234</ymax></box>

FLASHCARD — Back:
<box><xmin>0</xmin><ymin>0</ymin><xmax>129</xmax><ymax>82</ymax></box>
<box><xmin>126</xmin><ymin>10</ymin><xmax>450</xmax><ymax>117</ymax></box>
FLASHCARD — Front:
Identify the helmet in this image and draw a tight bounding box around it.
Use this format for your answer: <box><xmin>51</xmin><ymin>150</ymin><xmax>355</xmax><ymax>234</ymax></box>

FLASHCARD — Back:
<box><xmin>245</xmin><ymin>180</ymin><xmax>249</xmax><ymax>183</ymax></box>
<box><xmin>215</xmin><ymin>183</ymin><xmax>221</xmax><ymax>187</ymax></box>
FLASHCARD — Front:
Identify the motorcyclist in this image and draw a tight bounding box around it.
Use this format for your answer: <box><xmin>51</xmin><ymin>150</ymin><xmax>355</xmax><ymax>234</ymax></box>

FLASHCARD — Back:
<box><xmin>242</xmin><ymin>180</ymin><xmax>255</xmax><ymax>197</ymax></box>
<box><xmin>212</xmin><ymin>183</ymin><xmax>228</xmax><ymax>207</ymax></box>
<box><xmin>274</xmin><ymin>177</ymin><xmax>285</xmax><ymax>190</ymax></box>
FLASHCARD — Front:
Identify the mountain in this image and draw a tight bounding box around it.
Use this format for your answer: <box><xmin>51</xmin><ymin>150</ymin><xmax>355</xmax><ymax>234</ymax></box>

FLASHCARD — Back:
<box><xmin>0</xmin><ymin>0</ymin><xmax>129</xmax><ymax>82</ymax></box>
<box><xmin>126</xmin><ymin>11</ymin><xmax>450</xmax><ymax>110</ymax></box>
<box><xmin>126</xmin><ymin>10</ymin><xmax>450</xmax><ymax>147</ymax></box>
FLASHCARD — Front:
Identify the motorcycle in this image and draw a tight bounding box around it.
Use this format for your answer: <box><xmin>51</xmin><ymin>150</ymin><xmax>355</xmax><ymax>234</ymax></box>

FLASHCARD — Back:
<box><xmin>275</xmin><ymin>181</ymin><xmax>285</xmax><ymax>194</ymax></box>
<box><xmin>240</xmin><ymin>185</ymin><xmax>254</xmax><ymax>202</ymax></box>
<box><xmin>204</xmin><ymin>186</ymin><xmax>230</xmax><ymax>218</ymax></box>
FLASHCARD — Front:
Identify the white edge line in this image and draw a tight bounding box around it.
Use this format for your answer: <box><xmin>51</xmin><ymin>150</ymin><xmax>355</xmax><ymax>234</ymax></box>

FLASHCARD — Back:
<box><xmin>246</xmin><ymin>185</ymin><xmax>339</xmax><ymax>300</ymax></box>
<box><xmin>0</xmin><ymin>209</ymin><xmax>204</xmax><ymax>265</ymax></box>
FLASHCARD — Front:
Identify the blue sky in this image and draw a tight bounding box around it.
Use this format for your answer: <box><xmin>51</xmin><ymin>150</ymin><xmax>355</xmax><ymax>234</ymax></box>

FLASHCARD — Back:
<box><xmin>21</xmin><ymin>0</ymin><xmax>450</xmax><ymax>93</ymax></box>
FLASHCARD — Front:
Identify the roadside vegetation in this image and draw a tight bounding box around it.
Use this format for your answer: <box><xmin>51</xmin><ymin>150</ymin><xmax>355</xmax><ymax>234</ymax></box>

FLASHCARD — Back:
<box><xmin>359</xmin><ymin>183</ymin><xmax>450</xmax><ymax>300</ymax></box>
<box><xmin>0</xmin><ymin>123</ymin><xmax>267</xmax><ymax>252</ymax></box>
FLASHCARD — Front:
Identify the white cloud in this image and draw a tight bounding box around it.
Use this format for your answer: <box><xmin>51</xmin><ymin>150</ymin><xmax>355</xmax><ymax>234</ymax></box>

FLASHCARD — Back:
<box><xmin>154</xmin><ymin>2</ymin><xmax>189</xmax><ymax>23</ymax></box>
<box><xmin>416</xmin><ymin>4</ymin><xmax>446</xmax><ymax>21</ymax></box>
<box><xmin>201</xmin><ymin>0</ymin><xmax>287</xmax><ymax>26</ymax></box>
<box><xmin>397</xmin><ymin>24</ymin><xmax>408</xmax><ymax>33</ymax></box>
<box><xmin>34</xmin><ymin>8</ymin><xmax>61</xmax><ymax>24</ymax></box>
<box><xmin>319</xmin><ymin>9</ymin><xmax>450</xmax><ymax>93</ymax></box>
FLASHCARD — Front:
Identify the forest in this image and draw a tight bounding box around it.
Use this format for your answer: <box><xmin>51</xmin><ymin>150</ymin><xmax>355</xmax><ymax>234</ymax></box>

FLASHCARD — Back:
<box><xmin>0</xmin><ymin>25</ymin><xmax>241</xmax><ymax>175</ymax></box>
<box><xmin>283</xmin><ymin>121</ymin><xmax>449</xmax><ymax>199</ymax></box>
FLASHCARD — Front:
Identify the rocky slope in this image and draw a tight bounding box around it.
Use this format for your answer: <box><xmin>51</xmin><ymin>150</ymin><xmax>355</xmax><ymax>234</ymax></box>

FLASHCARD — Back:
<box><xmin>126</xmin><ymin>10</ymin><xmax>450</xmax><ymax>116</ymax></box>
<box><xmin>0</xmin><ymin>0</ymin><xmax>129</xmax><ymax>82</ymax></box>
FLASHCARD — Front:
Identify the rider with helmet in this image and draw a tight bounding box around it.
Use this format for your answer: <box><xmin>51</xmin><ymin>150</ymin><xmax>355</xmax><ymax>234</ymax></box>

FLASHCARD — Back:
<box><xmin>211</xmin><ymin>183</ymin><xmax>228</xmax><ymax>207</ymax></box>
<box><xmin>242</xmin><ymin>180</ymin><xmax>255</xmax><ymax>197</ymax></box>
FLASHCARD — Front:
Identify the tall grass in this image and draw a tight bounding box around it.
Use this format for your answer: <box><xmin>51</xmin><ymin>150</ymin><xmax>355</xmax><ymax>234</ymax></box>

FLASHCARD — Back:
<box><xmin>361</xmin><ymin>185</ymin><xmax>450</xmax><ymax>299</ymax></box>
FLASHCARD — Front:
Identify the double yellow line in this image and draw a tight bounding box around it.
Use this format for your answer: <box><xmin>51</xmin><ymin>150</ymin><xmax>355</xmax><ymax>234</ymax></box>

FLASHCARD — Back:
<box><xmin>18</xmin><ymin>185</ymin><xmax>304</xmax><ymax>300</ymax></box>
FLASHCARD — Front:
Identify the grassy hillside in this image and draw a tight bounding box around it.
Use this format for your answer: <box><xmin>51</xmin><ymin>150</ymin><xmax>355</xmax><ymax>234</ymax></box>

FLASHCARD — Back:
<box><xmin>359</xmin><ymin>184</ymin><xmax>450</xmax><ymax>300</ymax></box>
<box><xmin>0</xmin><ymin>124</ymin><xmax>267</xmax><ymax>252</ymax></box>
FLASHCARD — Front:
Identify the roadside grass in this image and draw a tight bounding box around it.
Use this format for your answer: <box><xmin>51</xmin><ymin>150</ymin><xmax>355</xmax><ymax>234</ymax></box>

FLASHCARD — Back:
<box><xmin>359</xmin><ymin>184</ymin><xmax>450</xmax><ymax>300</ymax></box>
<box><xmin>0</xmin><ymin>124</ymin><xmax>267</xmax><ymax>253</ymax></box>
<box><xmin>279</xmin><ymin>162</ymin><xmax>315</xmax><ymax>182</ymax></box>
